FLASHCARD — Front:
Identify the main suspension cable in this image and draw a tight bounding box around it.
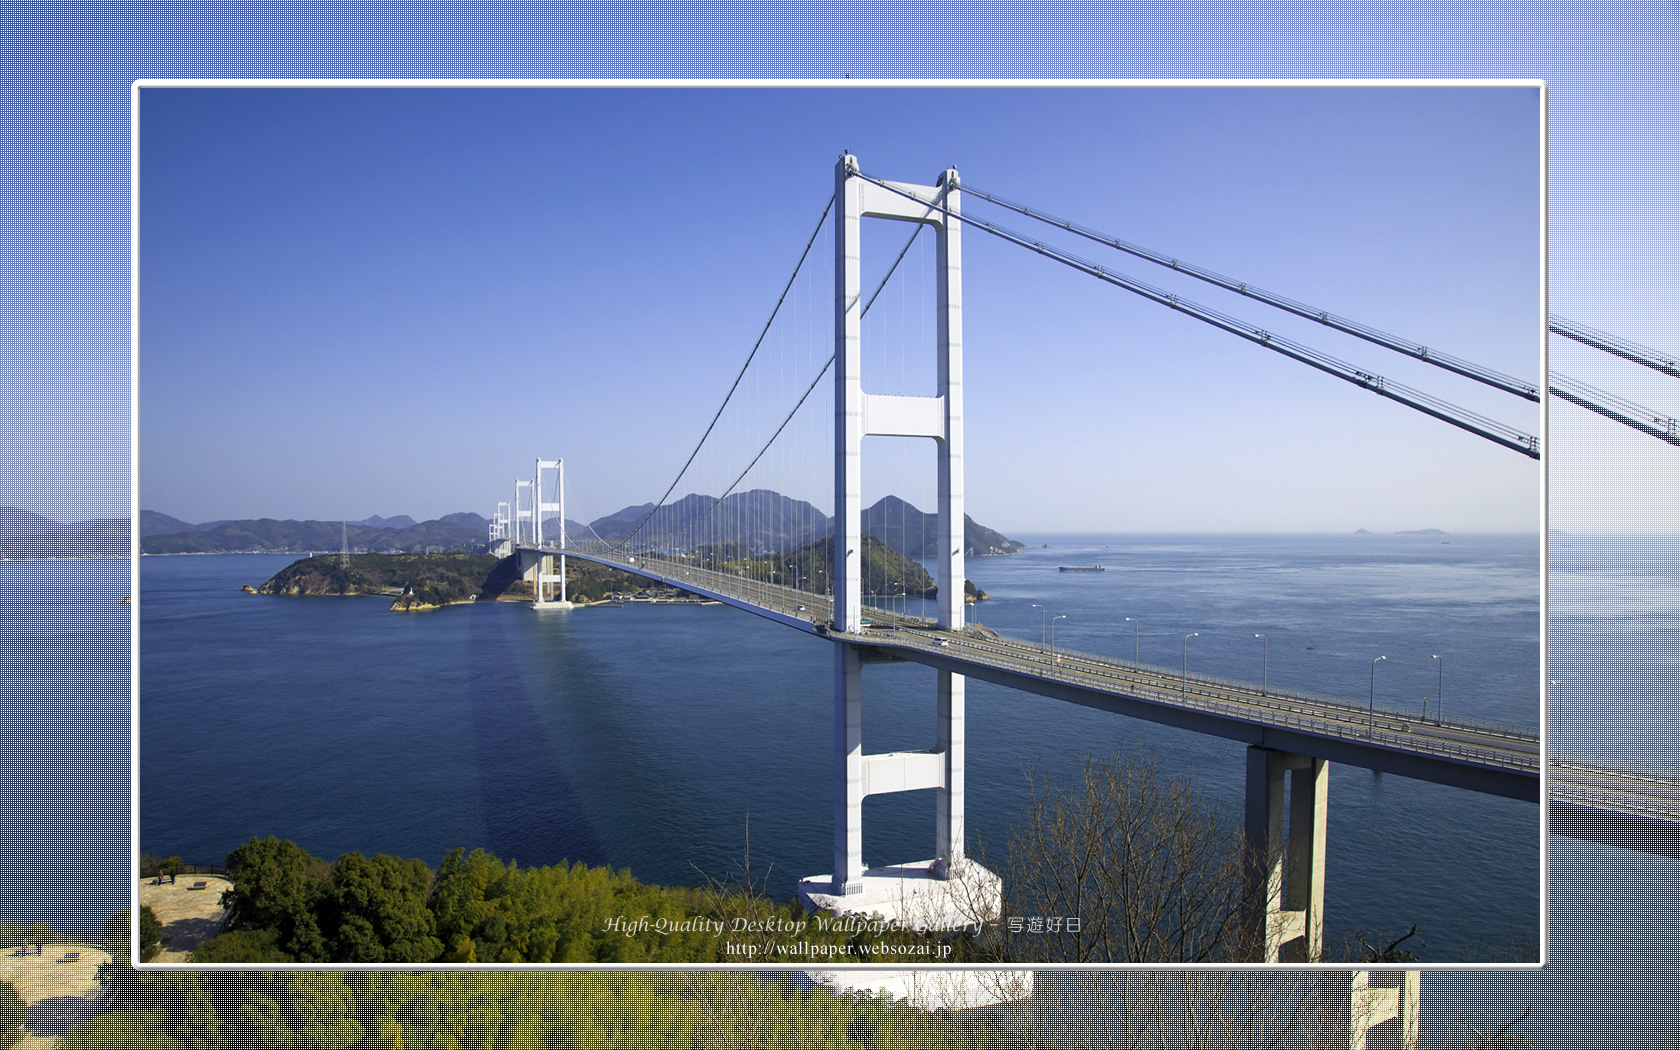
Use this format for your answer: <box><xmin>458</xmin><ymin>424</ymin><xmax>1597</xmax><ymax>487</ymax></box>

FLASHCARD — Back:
<box><xmin>859</xmin><ymin>172</ymin><xmax>1539</xmax><ymax>459</ymax></box>
<box><xmin>1549</xmin><ymin>371</ymin><xmax>1680</xmax><ymax>448</ymax></box>
<box><xmin>962</xmin><ymin>182</ymin><xmax>1541</xmax><ymax>402</ymax></box>
<box><xmin>665</xmin><ymin>223</ymin><xmax>931</xmax><ymax>553</ymax></box>
<box><xmin>618</xmin><ymin>194</ymin><xmax>835</xmax><ymax>551</ymax></box>
<box><xmin>1550</xmin><ymin>315</ymin><xmax>1680</xmax><ymax>380</ymax></box>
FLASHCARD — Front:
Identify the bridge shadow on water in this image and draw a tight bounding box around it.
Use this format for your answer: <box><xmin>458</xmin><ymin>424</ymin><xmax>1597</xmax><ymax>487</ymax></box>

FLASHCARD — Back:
<box><xmin>463</xmin><ymin>603</ymin><xmax>605</xmax><ymax>869</ymax></box>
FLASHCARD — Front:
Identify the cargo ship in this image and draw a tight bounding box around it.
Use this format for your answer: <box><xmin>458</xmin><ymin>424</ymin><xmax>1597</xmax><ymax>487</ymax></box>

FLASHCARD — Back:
<box><xmin>1058</xmin><ymin>565</ymin><xmax>1105</xmax><ymax>572</ymax></box>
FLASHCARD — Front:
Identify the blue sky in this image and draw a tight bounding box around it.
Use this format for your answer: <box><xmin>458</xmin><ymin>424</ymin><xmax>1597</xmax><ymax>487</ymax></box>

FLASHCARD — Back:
<box><xmin>141</xmin><ymin>85</ymin><xmax>1542</xmax><ymax>532</ymax></box>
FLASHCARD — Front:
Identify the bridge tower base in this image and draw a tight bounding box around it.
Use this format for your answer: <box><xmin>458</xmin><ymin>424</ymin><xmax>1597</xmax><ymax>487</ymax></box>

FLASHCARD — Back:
<box><xmin>518</xmin><ymin>549</ymin><xmax>573</xmax><ymax>610</ymax></box>
<box><xmin>1245</xmin><ymin>745</ymin><xmax>1328</xmax><ymax>962</ymax></box>
<box><xmin>797</xmin><ymin>968</ymin><xmax>1032</xmax><ymax>1012</ymax></box>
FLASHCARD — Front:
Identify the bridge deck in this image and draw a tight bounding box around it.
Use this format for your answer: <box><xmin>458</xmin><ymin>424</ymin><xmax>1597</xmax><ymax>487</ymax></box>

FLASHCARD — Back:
<box><xmin>537</xmin><ymin>544</ymin><xmax>1546</xmax><ymax>801</ymax></box>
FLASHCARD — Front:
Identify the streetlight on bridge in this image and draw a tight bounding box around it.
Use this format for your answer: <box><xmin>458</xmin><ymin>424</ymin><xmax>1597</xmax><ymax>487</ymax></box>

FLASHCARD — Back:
<box><xmin>1031</xmin><ymin>603</ymin><xmax>1048</xmax><ymax>652</ymax></box>
<box><xmin>1433</xmin><ymin>653</ymin><xmax>1443</xmax><ymax>722</ymax></box>
<box><xmin>1254</xmin><ymin>633</ymin><xmax>1268</xmax><ymax>695</ymax></box>
<box><xmin>1183</xmin><ymin>632</ymin><xmax>1199</xmax><ymax>699</ymax></box>
<box><xmin>1051</xmin><ymin>615</ymin><xmax>1067</xmax><ymax>663</ymax></box>
<box><xmin>1369</xmin><ymin>655</ymin><xmax>1387</xmax><ymax>737</ymax></box>
<box><xmin>1125</xmin><ymin>617</ymin><xmax>1139</xmax><ymax>663</ymax></box>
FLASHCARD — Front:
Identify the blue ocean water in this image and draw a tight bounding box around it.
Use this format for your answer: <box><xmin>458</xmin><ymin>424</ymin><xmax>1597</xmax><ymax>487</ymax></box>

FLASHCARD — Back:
<box><xmin>139</xmin><ymin>533</ymin><xmax>1543</xmax><ymax>961</ymax></box>
<box><xmin>0</xmin><ymin>558</ymin><xmax>130</xmax><ymax>934</ymax></box>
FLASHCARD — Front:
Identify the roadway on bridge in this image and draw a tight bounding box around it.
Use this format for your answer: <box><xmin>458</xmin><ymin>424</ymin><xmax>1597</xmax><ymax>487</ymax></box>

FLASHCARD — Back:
<box><xmin>542</xmin><ymin>545</ymin><xmax>1540</xmax><ymax>800</ymax></box>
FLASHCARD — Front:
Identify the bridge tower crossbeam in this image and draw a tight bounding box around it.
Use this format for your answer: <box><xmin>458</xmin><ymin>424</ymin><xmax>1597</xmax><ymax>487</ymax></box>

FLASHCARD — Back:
<box><xmin>799</xmin><ymin>154</ymin><xmax>999</xmax><ymax>931</ymax></box>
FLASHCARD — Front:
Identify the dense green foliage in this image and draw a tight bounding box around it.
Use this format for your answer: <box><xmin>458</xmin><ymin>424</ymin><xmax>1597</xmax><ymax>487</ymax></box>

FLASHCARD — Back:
<box><xmin>0</xmin><ymin>980</ymin><xmax>24</xmax><ymax>1033</ymax></box>
<box><xmin>260</xmin><ymin>553</ymin><xmax>506</xmax><ymax>606</ymax></box>
<box><xmin>197</xmin><ymin>838</ymin><xmax>971</xmax><ymax>967</ymax></box>
<box><xmin>139</xmin><ymin>906</ymin><xmax>165</xmax><ymax>963</ymax></box>
<box><xmin>67</xmin><ymin>970</ymin><xmax>995</xmax><ymax>1050</ymax></box>
<box><xmin>258</xmin><ymin>553</ymin><xmax>669</xmax><ymax>609</ymax></box>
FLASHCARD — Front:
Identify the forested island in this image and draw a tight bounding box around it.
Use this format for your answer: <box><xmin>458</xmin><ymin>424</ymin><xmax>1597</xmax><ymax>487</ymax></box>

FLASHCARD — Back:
<box><xmin>254</xmin><ymin>552</ymin><xmax>667</xmax><ymax>610</ymax></box>
<box><xmin>256</xmin><ymin>539</ymin><xmax>986</xmax><ymax>612</ymax></box>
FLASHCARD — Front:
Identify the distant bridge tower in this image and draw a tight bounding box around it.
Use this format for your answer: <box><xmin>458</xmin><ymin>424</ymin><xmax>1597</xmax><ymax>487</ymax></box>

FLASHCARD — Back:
<box><xmin>339</xmin><ymin>521</ymin><xmax>349</xmax><ymax>570</ymax></box>
<box><xmin>514</xmin><ymin>479</ymin><xmax>535</xmax><ymax>546</ymax></box>
<box><xmin>533</xmin><ymin>458</ymin><xmax>571</xmax><ymax>609</ymax></box>
<box><xmin>490</xmin><ymin>500</ymin><xmax>510</xmax><ymax>543</ymax></box>
<box><xmin>799</xmin><ymin>154</ymin><xmax>999</xmax><ymax>930</ymax></box>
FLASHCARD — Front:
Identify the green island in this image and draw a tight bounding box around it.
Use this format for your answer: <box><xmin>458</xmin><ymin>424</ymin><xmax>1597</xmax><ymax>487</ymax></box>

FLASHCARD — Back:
<box><xmin>255</xmin><ymin>541</ymin><xmax>985</xmax><ymax>613</ymax></box>
<box><xmin>256</xmin><ymin>553</ymin><xmax>675</xmax><ymax>610</ymax></box>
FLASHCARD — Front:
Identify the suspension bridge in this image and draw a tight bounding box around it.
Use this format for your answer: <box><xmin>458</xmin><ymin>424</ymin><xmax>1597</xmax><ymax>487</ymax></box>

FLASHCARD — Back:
<box><xmin>489</xmin><ymin>154</ymin><xmax>1673</xmax><ymax>965</ymax></box>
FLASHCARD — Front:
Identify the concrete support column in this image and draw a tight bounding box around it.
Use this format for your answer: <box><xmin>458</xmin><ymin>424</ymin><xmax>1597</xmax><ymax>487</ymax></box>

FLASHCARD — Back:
<box><xmin>1350</xmin><ymin>970</ymin><xmax>1420</xmax><ymax>1050</ymax></box>
<box><xmin>1245</xmin><ymin>746</ymin><xmax>1328</xmax><ymax>962</ymax></box>
<box><xmin>933</xmin><ymin>669</ymin><xmax>964</xmax><ymax>875</ymax></box>
<box><xmin>833</xmin><ymin>154</ymin><xmax>863</xmax><ymax>634</ymax></box>
<box><xmin>934</xmin><ymin>167</ymin><xmax>964</xmax><ymax>634</ymax></box>
<box><xmin>832</xmin><ymin>643</ymin><xmax>864</xmax><ymax>895</ymax></box>
<box><xmin>1287</xmin><ymin>755</ymin><xmax>1329</xmax><ymax>956</ymax></box>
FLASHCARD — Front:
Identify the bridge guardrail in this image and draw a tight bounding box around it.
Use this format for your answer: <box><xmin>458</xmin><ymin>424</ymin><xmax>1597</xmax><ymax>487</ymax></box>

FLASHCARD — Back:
<box><xmin>1552</xmin><ymin>785</ymin><xmax>1680</xmax><ymax>821</ymax></box>
<box><xmin>837</xmin><ymin>619</ymin><xmax>1538</xmax><ymax>774</ymax></box>
<box><xmin>1011</xmin><ymin>635</ymin><xmax>1537</xmax><ymax>741</ymax></box>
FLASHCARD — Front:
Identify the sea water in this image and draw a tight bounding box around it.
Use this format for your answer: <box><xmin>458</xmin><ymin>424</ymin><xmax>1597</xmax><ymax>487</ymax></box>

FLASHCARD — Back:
<box><xmin>138</xmin><ymin>532</ymin><xmax>1544</xmax><ymax>962</ymax></box>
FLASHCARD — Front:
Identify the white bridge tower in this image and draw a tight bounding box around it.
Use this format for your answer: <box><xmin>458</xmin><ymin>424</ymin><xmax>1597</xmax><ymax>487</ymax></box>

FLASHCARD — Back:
<box><xmin>532</xmin><ymin>458</ymin><xmax>571</xmax><ymax>609</ymax></box>
<box><xmin>798</xmin><ymin>154</ymin><xmax>1000</xmax><ymax>931</ymax></box>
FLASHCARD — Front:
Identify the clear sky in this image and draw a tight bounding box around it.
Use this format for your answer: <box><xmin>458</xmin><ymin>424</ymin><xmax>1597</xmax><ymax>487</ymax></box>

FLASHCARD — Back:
<box><xmin>140</xmin><ymin>85</ymin><xmax>1543</xmax><ymax>532</ymax></box>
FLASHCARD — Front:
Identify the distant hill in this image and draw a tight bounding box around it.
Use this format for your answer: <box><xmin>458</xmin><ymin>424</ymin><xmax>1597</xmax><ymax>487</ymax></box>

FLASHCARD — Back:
<box><xmin>440</xmin><ymin>512</ymin><xmax>490</xmax><ymax>530</ymax></box>
<box><xmin>135</xmin><ymin>491</ymin><xmax>1025</xmax><ymax>561</ymax></box>
<box><xmin>140</xmin><ymin>510</ymin><xmax>207</xmax><ymax>537</ymax></box>
<box><xmin>1</xmin><ymin>506</ymin><xmax>128</xmax><ymax>558</ymax></box>
<box><xmin>586</xmin><ymin>490</ymin><xmax>829</xmax><ymax>553</ymax></box>
<box><xmin>581</xmin><ymin>490</ymin><xmax>1022</xmax><ymax>559</ymax></box>
<box><xmin>142</xmin><ymin>515</ymin><xmax>487</xmax><ymax>555</ymax></box>
<box><xmin>860</xmin><ymin>496</ymin><xmax>1026</xmax><ymax>558</ymax></box>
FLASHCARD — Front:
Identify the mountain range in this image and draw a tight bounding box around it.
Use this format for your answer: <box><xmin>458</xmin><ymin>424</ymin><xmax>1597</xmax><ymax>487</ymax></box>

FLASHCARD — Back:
<box><xmin>577</xmin><ymin>489</ymin><xmax>1023</xmax><ymax>558</ymax></box>
<box><xmin>0</xmin><ymin>507</ymin><xmax>129</xmax><ymax>559</ymax></box>
<box><xmin>134</xmin><ymin>491</ymin><xmax>1024</xmax><ymax>559</ymax></box>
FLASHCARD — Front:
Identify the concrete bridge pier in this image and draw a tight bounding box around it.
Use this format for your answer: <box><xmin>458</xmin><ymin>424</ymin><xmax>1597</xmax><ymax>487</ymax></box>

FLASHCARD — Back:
<box><xmin>1245</xmin><ymin>746</ymin><xmax>1328</xmax><ymax>962</ymax></box>
<box><xmin>1350</xmin><ymin>970</ymin><xmax>1420</xmax><ymax>1050</ymax></box>
<box><xmin>517</xmin><ymin>548</ymin><xmax>572</xmax><ymax>610</ymax></box>
<box><xmin>797</xmin><ymin>644</ymin><xmax>1000</xmax><ymax>931</ymax></box>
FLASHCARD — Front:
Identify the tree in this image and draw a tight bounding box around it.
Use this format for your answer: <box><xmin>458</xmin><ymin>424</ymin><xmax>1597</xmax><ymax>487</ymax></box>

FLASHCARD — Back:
<box><xmin>139</xmin><ymin>906</ymin><xmax>165</xmax><ymax>962</ymax></box>
<box><xmin>975</xmin><ymin>745</ymin><xmax>1257</xmax><ymax>964</ymax></box>
<box><xmin>223</xmin><ymin>836</ymin><xmax>328</xmax><ymax>960</ymax></box>
<box><xmin>190</xmin><ymin>928</ymin><xmax>292</xmax><ymax>963</ymax></box>
<box><xmin>102</xmin><ymin>908</ymin><xmax>132</xmax><ymax>959</ymax></box>
<box><xmin>0</xmin><ymin>979</ymin><xmax>25</xmax><ymax>1033</ymax></box>
<box><xmin>321</xmin><ymin>853</ymin><xmax>443</xmax><ymax>963</ymax></box>
<box><xmin>982</xmin><ymin>970</ymin><xmax>1353</xmax><ymax>1050</ymax></box>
